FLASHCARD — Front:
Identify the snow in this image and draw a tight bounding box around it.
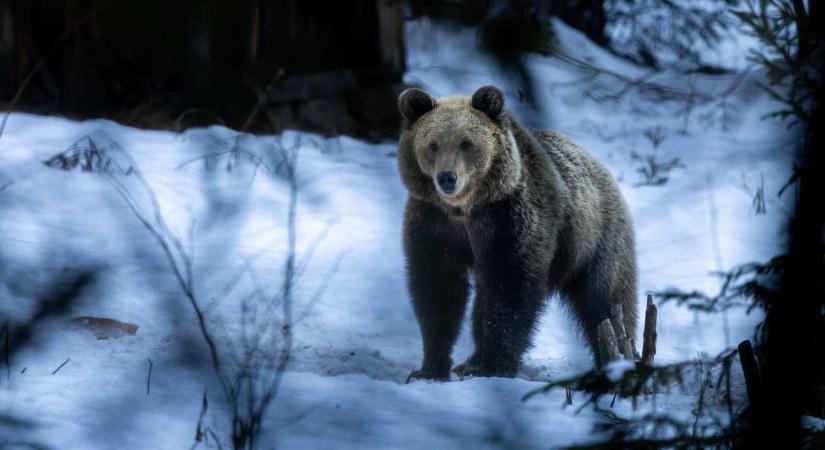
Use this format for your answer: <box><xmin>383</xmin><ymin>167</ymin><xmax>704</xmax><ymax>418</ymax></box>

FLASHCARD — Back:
<box><xmin>605</xmin><ymin>360</ymin><xmax>635</xmax><ymax>383</ymax></box>
<box><xmin>0</xmin><ymin>18</ymin><xmax>795</xmax><ymax>449</ymax></box>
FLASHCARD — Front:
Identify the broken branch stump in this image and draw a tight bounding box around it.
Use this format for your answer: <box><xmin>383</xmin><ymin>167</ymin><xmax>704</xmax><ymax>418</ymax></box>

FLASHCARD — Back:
<box><xmin>609</xmin><ymin>304</ymin><xmax>634</xmax><ymax>360</ymax></box>
<box><xmin>738</xmin><ymin>339</ymin><xmax>760</xmax><ymax>403</ymax></box>
<box><xmin>597</xmin><ymin>318</ymin><xmax>621</xmax><ymax>366</ymax></box>
<box><xmin>622</xmin><ymin>337</ymin><xmax>634</xmax><ymax>361</ymax></box>
<box><xmin>641</xmin><ymin>295</ymin><xmax>658</xmax><ymax>366</ymax></box>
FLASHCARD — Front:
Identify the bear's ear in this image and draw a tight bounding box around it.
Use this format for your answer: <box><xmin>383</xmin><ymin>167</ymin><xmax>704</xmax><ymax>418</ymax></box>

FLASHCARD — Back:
<box><xmin>471</xmin><ymin>85</ymin><xmax>504</xmax><ymax>121</ymax></box>
<box><xmin>398</xmin><ymin>88</ymin><xmax>436</xmax><ymax>125</ymax></box>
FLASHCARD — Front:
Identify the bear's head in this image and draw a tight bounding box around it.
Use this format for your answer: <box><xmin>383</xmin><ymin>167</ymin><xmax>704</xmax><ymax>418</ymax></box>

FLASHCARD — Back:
<box><xmin>397</xmin><ymin>85</ymin><xmax>522</xmax><ymax>209</ymax></box>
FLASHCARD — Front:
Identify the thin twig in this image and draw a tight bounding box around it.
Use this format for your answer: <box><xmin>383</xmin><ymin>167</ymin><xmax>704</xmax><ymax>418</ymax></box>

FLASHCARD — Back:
<box><xmin>706</xmin><ymin>172</ymin><xmax>730</xmax><ymax>348</ymax></box>
<box><xmin>101</xmin><ymin>154</ymin><xmax>231</xmax><ymax>400</ymax></box>
<box><xmin>206</xmin><ymin>427</ymin><xmax>224</xmax><ymax>450</ymax></box>
<box><xmin>174</xmin><ymin>108</ymin><xmax>227</xmax><ymax>132</ymax></box>
<box><xmin>51</xmin><ymin>358</ymin><xmax>70</xmax><ymax>375</ymax></box>
<box><xmin>194</xmin><ymin>388</ymin><xmax>208</xmax><ymax>445</ymax></box>
<box><xmin>2</xmin><ymin>322</ymin><xmax>9</xmax><ymax>380</ymax></box>
<box><xmin>553</xmin><ymin>50</ymin><xmax>714</xmax><ymax>102</ymax></box>
<box><xmin>146</xmin><ymin>359</ymin><xmax>154</xmax><ymax>395</ymax></box>
<box><xmin>240</xmin><ymin>72</ymin><xmax>285</xmax><ymax>133</ymax></box>
<box><xmin>46</xmin><ymin>114</ymin><xmax>325</xmax><ymax>449</ymax></box>
<box><xmin>174</xmin><ymin>147</ymin><xmax>276</xmax><ymax>175</ymax></box>
<box><xmin>295</xmin><ymin>249</ymin><xmax>350</xmax><ymax>323</ymax></box>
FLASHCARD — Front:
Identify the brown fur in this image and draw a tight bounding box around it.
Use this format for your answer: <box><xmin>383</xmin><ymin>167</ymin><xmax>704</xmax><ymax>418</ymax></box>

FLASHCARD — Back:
<box><xmin>399</xmin><ymin>86</ymin><xmax>637</xmax><ymax>379</ymax></box>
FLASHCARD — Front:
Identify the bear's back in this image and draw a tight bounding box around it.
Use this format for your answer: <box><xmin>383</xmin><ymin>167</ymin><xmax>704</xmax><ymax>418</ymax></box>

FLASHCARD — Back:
<box><xmin>530</xmin><ymin>129</ymin><xmax>631</xmax><ymax>266</ymax></box>
<box><xmin>532</xmin><ymin>130</ymin><xmax>623</xmax><ymax>201</ymax></box>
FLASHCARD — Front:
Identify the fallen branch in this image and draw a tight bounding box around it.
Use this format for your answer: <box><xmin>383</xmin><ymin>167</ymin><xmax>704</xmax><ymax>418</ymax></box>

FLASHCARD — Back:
<box><xmin>51</xmin><ymin>358</ymin><xmax>70</xmax><ymax>375</ymax></box>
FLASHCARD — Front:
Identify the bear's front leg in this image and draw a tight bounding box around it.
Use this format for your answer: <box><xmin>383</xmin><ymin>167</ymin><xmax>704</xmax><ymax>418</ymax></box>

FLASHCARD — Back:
<box><xmin>458</xmin><ymin>204</ymin><xmax>547</xmax><ymax>378</ymax></box>
<box><xmin>404</xmin><ymin>200</ymin><xmax>471</xmax><ymax>381</ymax></box>
<box><xmin>457</xmin><ymin>265</ymin><xmax>545</xmax><ymax>377</ymax></box>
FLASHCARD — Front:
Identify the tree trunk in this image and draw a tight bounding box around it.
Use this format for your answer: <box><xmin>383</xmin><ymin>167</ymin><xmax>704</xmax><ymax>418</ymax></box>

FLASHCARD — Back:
<box><xmin>0</xmin><ymin>0</ymin><xmax>15</xmax><ymax>98</ymax></box>
<box><xmin>747</xmin><ymin>1</ymin><xmax>825</xmax><ymax>446</ymax></box>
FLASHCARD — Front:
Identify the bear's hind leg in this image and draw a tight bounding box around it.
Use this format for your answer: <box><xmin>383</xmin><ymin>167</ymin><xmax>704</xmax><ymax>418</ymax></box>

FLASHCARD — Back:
<box><xmin>563</xmin><ymin>283</ymin><xmax>609</xmax><ymax>366</ymax></box>
<box><xmin>562</xmin><ymin>254</ymin><xmax>637</xmax><ymax>367</ymax></box>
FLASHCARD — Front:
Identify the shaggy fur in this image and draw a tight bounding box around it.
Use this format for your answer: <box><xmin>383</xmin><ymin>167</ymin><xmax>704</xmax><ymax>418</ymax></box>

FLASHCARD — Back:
<box><xmin>398</xmin><ymin>86</ymin><xmax>637</xmax><ymax>380</ymax></box>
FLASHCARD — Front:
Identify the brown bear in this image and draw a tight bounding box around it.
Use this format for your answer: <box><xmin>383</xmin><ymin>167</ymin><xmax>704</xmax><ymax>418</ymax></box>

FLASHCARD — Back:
<box><xmin>398</xmin><ymin>85</ymin><xmax>637</xmax><ymax>380</ymax></box>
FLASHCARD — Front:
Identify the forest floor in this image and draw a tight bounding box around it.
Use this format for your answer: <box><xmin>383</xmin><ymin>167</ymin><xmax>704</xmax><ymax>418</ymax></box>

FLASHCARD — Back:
<box><xmin>0</xmin><ymin>19</ymin><xmax>800</xmax><ymax>449</ymax></box>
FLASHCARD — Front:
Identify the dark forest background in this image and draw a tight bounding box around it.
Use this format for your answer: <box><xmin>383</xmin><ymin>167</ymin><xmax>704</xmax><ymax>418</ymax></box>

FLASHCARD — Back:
<box><xmin>0</xmin><ymin>0</ymin><xmax>748</xmax><ymax>138</ymax></box>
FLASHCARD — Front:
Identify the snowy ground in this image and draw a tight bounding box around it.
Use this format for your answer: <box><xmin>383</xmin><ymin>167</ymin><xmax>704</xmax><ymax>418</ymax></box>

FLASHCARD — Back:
<box><xmin>0</xmin><ymin>19</ymin><xmax>796</xmax><ymax>449</ymax></box>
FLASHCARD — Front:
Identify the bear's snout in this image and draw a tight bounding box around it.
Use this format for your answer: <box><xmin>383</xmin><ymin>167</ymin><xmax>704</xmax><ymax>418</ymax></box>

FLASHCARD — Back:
<box><xmin>436</xmin><ymin>171</ymin><xmax>458</xmax><ymax>194</ymax></box>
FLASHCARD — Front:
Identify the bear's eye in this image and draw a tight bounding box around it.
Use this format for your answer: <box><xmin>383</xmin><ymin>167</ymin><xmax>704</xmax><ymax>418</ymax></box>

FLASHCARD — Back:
<box><xmin>429</xmin><ymin>142</ymin><xmax>439</xmax><ymax>153</ymax></box>
<box><xmin>460</xmin><ymin>140</ymin><xmax>473</xmax><ymax>151</ymax></box>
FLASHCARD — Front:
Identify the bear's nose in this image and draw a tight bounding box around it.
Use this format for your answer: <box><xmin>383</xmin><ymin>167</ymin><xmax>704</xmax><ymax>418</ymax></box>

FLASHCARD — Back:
<box><xmin>436</xmin><ymin>171</ymin><xmax>457</xmax><ymax>193</ymax></box>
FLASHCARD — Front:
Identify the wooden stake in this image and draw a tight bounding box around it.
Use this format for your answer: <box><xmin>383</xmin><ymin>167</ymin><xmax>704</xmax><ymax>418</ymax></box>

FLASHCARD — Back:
<box><xmin>641</xmin><ymin>295</ymin><xmax>658</xmax><ymax>366</ymax></box>
<box><xmin>597</xmin><ymin>319</ymin><xmax>621</xmax><ymax>366</ymax></box>
<box><xmin>738</xmin><ymin>339</ymin><xmax>760</xmax><ymax>403</ymax></box>
<box><xmin>622</xmin><ymin>337</ymin><xmax>634</xmax><ymax>361</ymax></box>
<box><xmin>609</xmin><ymin>304</ymin><xmax>635</xmax><ymax>360</ymax></box>
<box><xmin>609</xmin><ymin>305</ymin><xmax>625</xmax><ymax>344</ymax></box>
